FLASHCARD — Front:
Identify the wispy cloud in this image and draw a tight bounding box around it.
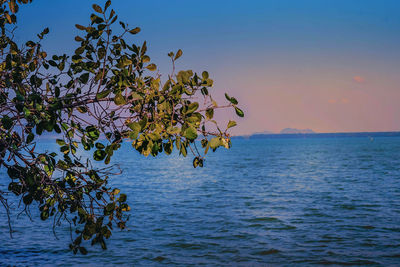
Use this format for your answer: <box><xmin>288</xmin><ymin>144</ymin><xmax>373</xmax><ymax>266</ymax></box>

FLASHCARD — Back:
<box><xmin>353</xmin><ymin>76</ymin><xmax>365</xmax><ymax>83</ymax></box>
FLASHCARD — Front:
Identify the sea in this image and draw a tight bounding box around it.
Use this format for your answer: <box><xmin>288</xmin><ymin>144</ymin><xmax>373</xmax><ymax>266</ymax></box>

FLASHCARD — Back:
<box><xmin>1</xmin><ymin>136</ymin><xmax>400</xmax><ymax>266</ymax></box>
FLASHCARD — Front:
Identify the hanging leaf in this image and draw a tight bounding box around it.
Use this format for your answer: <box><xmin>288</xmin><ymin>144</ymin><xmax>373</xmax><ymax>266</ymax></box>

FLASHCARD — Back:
<box><xmin>209</xmin><ymin>137</ymin><xmax>221</xmax><ymax>149</ymax></box>
<box><xmin>114</xmin><ymin>93</ymin><xmax>126</xmax><ymax>105</ymax></box>
<box><xmin>227</xmin><ymin>120</ymin><xmax>237</xmax><ymax>129</ymax></box>
<box><xmin>184</xmin><ymin>125</ymin><xmax>198</xmax><ymax>141</ymax></box>
<box><xmin>234</xmin><ymin>107</ymin><xmax>244</xmax><ymax>117</ymax></box>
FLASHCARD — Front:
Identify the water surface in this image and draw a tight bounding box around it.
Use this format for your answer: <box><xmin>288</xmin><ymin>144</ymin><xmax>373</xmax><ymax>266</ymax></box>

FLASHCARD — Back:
<box><xmin>1</xmin><ymin>137</ymin><xmax>400</xmax><ymax>266</ymax></box>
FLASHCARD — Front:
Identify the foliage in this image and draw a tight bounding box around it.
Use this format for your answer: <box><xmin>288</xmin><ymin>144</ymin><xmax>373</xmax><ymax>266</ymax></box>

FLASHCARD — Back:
<box><xmin>0</xmin><ymin>0</ymin><xmax>243</xmax><ymax>254</ymax></box>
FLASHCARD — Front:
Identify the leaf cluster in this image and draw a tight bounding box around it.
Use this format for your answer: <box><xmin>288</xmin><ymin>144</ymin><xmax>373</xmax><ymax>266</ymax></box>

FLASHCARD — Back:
<box><xmin>0</xmin><ymin>0</ymin><xmax>243</xmax><ymax>253</ymax></box>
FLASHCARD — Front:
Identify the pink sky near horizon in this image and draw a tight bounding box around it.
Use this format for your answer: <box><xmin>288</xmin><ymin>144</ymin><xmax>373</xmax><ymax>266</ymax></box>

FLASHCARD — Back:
<box><xmin>17</xmin><ymin>1</ymin><xmax>400</xmax><ymax>136</ymax></box>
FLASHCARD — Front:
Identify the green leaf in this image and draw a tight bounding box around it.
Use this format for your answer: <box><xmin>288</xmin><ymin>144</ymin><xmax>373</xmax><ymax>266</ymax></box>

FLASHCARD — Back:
<box><xmin>202</xmin><ymin>71</ymin><xmax>209</xmax><ymax>80</ymax></box>
<box><xmin>77</xmin><ymin>106</ymin><xmax>88</xmax><ymax>113</ymax></box>
<box><xmin>209</xmin><ymin>137</ymin><xmax>221</xmax><ymax>149</ymax></box>
<box><xmin>1</xmin><ymin>116</ymin><xmax>13</xmax><ymax>130</ymax></box>
<box><xmin>114</xmin><ymin>93</ymin><xmax>126</xmax><ymax>105</ymax></box>
<box><xmin>229</xmin><ymin>97</ymin><xmax>238</xmax><ymax>105</ymax></box>
<box><xmin>130</xmin><ymin>92</ymin><xmax>143</xmax><ymax>100</ymax></box>
<box><xmin>193</xmin><ymin>157</ymin><xmax>199</xmax><ymax>168</ymax></box>
<box><xmin>94</xmin><ymin>150</ymin><xmax>106</xmax><ymax>161</ymax></box>
<box><xmin>225</xmin><ymin>93</ymin><xmax>231</xmax><ymax>102</ymax></box>
<box><xmin>26</xmin><ymin>133</ymin><xmax>34</xmax><ymax>143</ymax></box>
<box><xmin>86</xmin><ymin>126</ymin><xmax>100</xmax><ymax>141</ymax></box>
<box><xmin>184</xmin><ymin>126</ymin><xmax>198</xmax><ymax>141</ymax></box>
<box><xmin>206</xmin><ymin>108</ymin><xmax>214</xmax><ymax>120</ymax></box>
<box><xmin>146</xmin><ymin>64</ymin><xmax>157</xmax><ymax>71</ymax></box>
<box><xmin>227</xmin><ymin>120</ymin><xmax>237</xmax><ymax>129</ymax></box>
<box><xmin>127</xmin><ymin>122</ymin><xmax>141</xmax><ymax>139</ymax></box>
<box><xmin>234</xmin><ymin>107</ymin><xmax>244</xmax><ymax>117</ymax></box>
<box><xmin>96</xmin><ymin>89</ymin><xmax>112</xmax><ymax>99</ymax></box>
<box><xmin>167</xmin><ymin>126</ymin><xmax>180</xmax><ymax>135</ymax></box>
<box><xmin>95</xmin><ymin>143</ymin><xmax>105</xmax><ymax>149</ymax></box>
<box><xmin>79</xmin><ymin>73</ymin><xmax>89</xmax><ymax>84</ymax></box>
<box><xmin>129</xmin><ymin>27</ymin><xmax>141</xmax><ymax>34</ymax></box>
<box><xmin>186</xmin><ymin>102</ymin><xmax>199</xmax><ymax>114</ymax></box>
<box><xmin>56</xmin><ymin>139</ymin><xmax>66</xmax><ymax>146</ymax></box>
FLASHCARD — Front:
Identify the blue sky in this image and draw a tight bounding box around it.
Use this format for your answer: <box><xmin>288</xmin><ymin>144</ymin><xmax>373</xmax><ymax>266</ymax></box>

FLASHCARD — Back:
<box><xmin>15</xmin><ymin>0</ymin><xmax>400</xmax><ymax>134</ymax></box>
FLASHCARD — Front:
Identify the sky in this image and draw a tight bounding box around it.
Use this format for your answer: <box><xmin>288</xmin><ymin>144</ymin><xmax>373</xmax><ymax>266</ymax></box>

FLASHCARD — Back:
<box><xmin>15</xmin><ymin>0</ymin><xmax>400</xmax><ymax>135</ymax></box>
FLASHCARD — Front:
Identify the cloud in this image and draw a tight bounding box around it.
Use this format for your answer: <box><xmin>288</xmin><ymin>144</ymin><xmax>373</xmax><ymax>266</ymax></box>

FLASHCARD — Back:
<box><xmin>328</xmin><ymin>98</ymin><xmax>349</xmax><ymax>104</ymax></box>
<box><xmin>353</xmin><ymin>76</ymin><xmax>365</xmax><ymax>83</ymax></box>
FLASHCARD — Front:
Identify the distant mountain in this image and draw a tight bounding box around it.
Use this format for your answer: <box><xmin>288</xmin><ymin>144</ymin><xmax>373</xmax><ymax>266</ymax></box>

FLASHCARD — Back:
<box><xmin>231</xmin><ymin>131</ymin><xmax>400</xmax><ymax>140</ymax></box>
<box><xmin>280</xmin><ymin>128</ymin><xmax>315</xmax><ymax>134</ymax></box>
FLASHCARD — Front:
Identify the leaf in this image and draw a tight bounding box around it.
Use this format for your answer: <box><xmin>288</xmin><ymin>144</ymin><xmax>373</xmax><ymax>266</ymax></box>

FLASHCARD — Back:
<box><xmin>142</xmin><ymin>55</ymin><xmax>150</xmax><ymax>63</ymax></box>
<box><xmin>202</xmin><ymin>71</ymin><xmax>209</xmax><ymax>80</ymax></box>
<box><xmin>227</xmin><ymin>120</ymin><xmax>237</xmax><ymax>129</ymax></box>
<box><xmin>75</xmin><ymin>24</ymin><xmax>86</xmax><ymax>31</ymax></box>
<box><xmin>146</xmin><ymin>64</ymin><xmax>157</xmax><ymax>71</ymax></box>
<box><xmin>96</xmin><ymin>89</ymin><xmax>112</xmax><ymax>99</ymax></box>
<box><xmin>129</xmin><ymin>27</ymin><xmax>141</xmax><ymax>34</ymax></box>
<box><xmin>104</xmin><ymin>0</ymin><xmax>111</xmax><ymax>11</ymax></box>
<box><xmin>184</xmin><ymin>126</ymin><xmax>198</xmax><ymax>141</ymax></box>
<box><xmin>167</xmin><ymin>126</ymin><xmax>180</xmax><ymax>135</ymax></box>
<box><xmin>113</xmin><ymin>188</ymin><xmax>120</xmax><ymax>195</ymax></box>
<box><xmin>92</xmin><ymin>4</ymin><xmax>103</xmax><ymax>13</ymax></box>
<box><xmin>77</xmin><ymin>106</ymin><xmax>87</xmax><ymax>113</ymax></box>
<box><xmin>209</xmin><ymin>137</ymin><xmax>221</xmax><ymax>149</ymax></box>
<box><xmin>130</xmin><ymin>92</ymin><xmax>143</xmax><ymax>100</ymax></box>
<box><xmin>79</xmin><ymin>73</ymin><xmax>89</xmax><ymax>84</ymax></box>
<box><xmin>86</xmin><ymin>126</ymin><xmax>100</xmax><ymax>141</ymax></box>
<box><xmin>174</xmin><ymin>49</ymin><xmax>183</xmax><ymax>60</ymax></box>
<box><xmin>225</xmin><ymin>93</ymin><xmax>231</xmax><ymax>102</ymax></box>
<box><xmin>1</xmin><ymin>115</ymin><xmax>13</xmax><ymax>130</ymax></box>
<box><xmin>186</xmin><ymin>102</ymin><xmax>199</xmax><ymax>114</ymax></box>
<box><xmin>127</xmin><ymin>122</ymin><xmax>141</xmax><ymax>139</ymax></box>
<box><xmin>26</xmin><ymin>133</ymin><xmax>34</xmax><ymax>143</ymax></box>
<box><xmin>206</xmin><ymin>108</ymin><xmax>214</xmax><ymax>120</ymax></box>
<box><xmin>114</xmin><ymin>93</ymin><xmax>126</xmax><ymax>105</ymax></box>
<box><xmin>193</xmin><ymin>157</ymin><xmax>199</xmax><ymax>168</ymax></box>
<box><xmin>229</xmin><ymin>96</ymin><xmax>238</xmax><ymax>105</ymax></box>
<box><xmin>75</xmin><ymin>36</ymin><xmax>84</xmax><ymax>42</ymax></box>
<box><xmin>95</xmin><ymin>143</ymin><xmax>105</xmax><ymax>149</ymax></box>
<box><xmin>235</xmin><ymin>107</ymin><xmax>244</xmax><ymax>117</ymax></box>
<box><xmin>56</xmin><ymin>139</ymin><xmax>66</xmax><ymax>146</ymax></box>
<box><xmin>94</xmin><ymin>150</ymin><xmax>106</xmax><ymax>161</ymax></box>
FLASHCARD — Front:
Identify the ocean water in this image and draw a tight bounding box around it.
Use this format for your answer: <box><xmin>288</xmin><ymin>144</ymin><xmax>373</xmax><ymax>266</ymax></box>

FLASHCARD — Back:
<box><xmin>1</xmin><ymin>137</ymin><xmax>400</xmax><ymax>266</ymax></box>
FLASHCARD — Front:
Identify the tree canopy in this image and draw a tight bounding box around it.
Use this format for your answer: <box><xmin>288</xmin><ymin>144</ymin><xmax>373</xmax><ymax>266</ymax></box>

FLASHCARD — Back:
<box><xmin>0</xmin><ymin>0</ymin><xmax>243</xmax><ymax>254</ymax></box>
